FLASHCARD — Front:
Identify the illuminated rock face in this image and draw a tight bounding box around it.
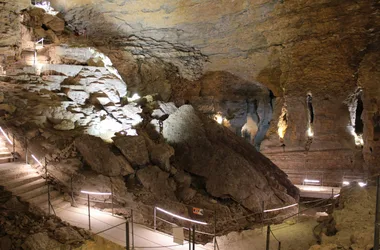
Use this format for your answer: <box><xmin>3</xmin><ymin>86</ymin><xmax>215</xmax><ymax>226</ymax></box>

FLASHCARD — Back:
<box><xmin>48</xmin><ymin>0</ymin><xmax>380</xmax><ymax>180</ymax></box>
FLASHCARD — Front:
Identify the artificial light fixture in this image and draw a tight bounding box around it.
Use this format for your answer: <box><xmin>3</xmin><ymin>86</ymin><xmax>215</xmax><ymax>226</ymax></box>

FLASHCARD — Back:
<box><xmin>304</xmin><ymin>179</ymin><xmax>320</xmax><ymax>184</ymax></box>
<box><xmin>343</xmin><ymin>181</ymin><xmax>350</xmax><ymax>186</ymax></box>
<box><xmin>0</xmin><ymin>127</ymin><xmax>13</xmax><ymax>145</ymax></box>
<box><xmin>80</xmin><ymin>190</ymin><xmax>112</xmax><ymax>196</ymax></box>
<box><xmin>31</xmin><ymin>154</ymin><xmax>43</xmax><ymax>166</ymax></box>
<box><xmin>264</xmin><ymin>203</ymin><xmax>298</xmax><ymax>213</ymax></box>
<box><xmin>155</xmin><ymin>207</ymin><xmax>207</xmax><ymax>225</ymax></box>
<box><xmin>358</xmin><ymin>182</ymin><xmax>367</xmax><ymax>187</ymax></box>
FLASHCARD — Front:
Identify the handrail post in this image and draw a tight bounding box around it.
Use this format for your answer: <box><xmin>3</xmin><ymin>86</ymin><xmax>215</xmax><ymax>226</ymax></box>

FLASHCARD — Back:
<box><xmin>131</xmin><ymin>209</ymin><xmax>134</xmax><ymax>250</ymax></box>
<box><xmin>25</xmin><ymin>138</ymin><xmax>28</xmax><ymax>164</ymax></box>
<box><xmin>278</xmin><ymin>241</ymin><xmax>281</xmax><ymax>250</ymax></box>
<box><xmin>126</xmin><ymin>221</ymin><xmax>130</xmax><ymax>250</ymax></box>
<box><xmin>374</xmin><ymin>175</ymin><xmax>380</xmax><ymax>250</ymax></box>
<box><xmin>48</xmin><ymin>181</ymin><xmax>51</xmax><ymax>214</ymax></box>
<box><xmin>213</xmin><ymin>210</ymin><xmax>217</xmax><ymax>250</ymax></box>
<box><xmin>12</xmin><ymin>133</ymin><xmax>15</xmax><ymax>161</ymax></box>
<box><xmin>70</xmin><ymin>176</ymin><xmax>74</xmax><ymax>207</ymax></box>
<box><xmin>87</xmin><ymin>194</ymin><xmax>91</xmax><ymax>230</ymax></box>
<box><xmin>111</xmin><ymin>182</ymin><xmax>114</xmax><ymax>216</ymax></box>
<box><xmin>266</xmin><ymin>225</ymin><xmax>270</xmax><ymax>250</ymax></box>
<box><xmin>192</xmin><ymin>225</ymin><xmax>195</xmax><ymax>250</ymax></box>
<box><xmin>154</xmin><ymin>207</ymin><xmax>157</xmax><ymax>231</ymax></box>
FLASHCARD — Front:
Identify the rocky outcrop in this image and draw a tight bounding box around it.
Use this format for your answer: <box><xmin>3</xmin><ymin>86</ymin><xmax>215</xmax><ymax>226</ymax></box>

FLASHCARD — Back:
<box><xmin>309</xmin><ymin>183</ymin><xmax>376</xmax><ymax>250</ymax></box>
<box><xmin>75</xmin><ymin>135</ymin><xmax>134</xmax><ymax>176</ymax></box>
<box><xmin>164</xmin><ymin>105</ymin><xmax>297</xmax><ymax>212</ymax></box>
<box><xmin>0</xmin><ymin>187</ymin><xmax>91</xmax><ymax>250</ymax></box>
<box><xmin>113</xmin><ymin>135</ymin><xmax>150</xmax><ymax>167</ymax></box>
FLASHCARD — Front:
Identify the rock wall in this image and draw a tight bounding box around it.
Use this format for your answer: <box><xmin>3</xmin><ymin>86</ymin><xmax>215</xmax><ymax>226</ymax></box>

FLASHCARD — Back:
<box><xmin>47</xmin><ymin>0</ymin><xmax>380</xmax><ymax>180</ymax></box>
<box><xmin>359</xmin><ymin>50</ymin><xmax>380</xmax><ymax>175</ymax></box>
<box><xmin>0</xmin><ymin>0</ymin><xmax>30</xmax><ymax>67</ymax></box>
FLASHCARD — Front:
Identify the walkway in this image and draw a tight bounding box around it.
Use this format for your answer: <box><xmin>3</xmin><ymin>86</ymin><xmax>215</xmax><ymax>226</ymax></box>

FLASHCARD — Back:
<box><xmin>55</xmin><ymin>205</ymin><xmax>212</xmax><ymax>250</ymax></box>
<box><xmin>296</xmin><ymin>185</ymin><xmax>341</xmax><ymax>199</ymax></box>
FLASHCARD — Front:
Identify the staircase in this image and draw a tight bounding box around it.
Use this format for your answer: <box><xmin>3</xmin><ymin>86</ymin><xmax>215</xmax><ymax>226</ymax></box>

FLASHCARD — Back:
<box><xmin>0</xmin><ymin>136</ymin><xmax>13</xmax><ymax>163</ymax></box>
<box><xmin>0</xmin><ymin>138</ymin><xmax>71</xmax><ymax>213</ymax></box>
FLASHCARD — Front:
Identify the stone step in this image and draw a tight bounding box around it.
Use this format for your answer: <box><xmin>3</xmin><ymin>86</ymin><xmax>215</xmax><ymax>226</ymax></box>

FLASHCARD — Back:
<box><xmin>3</xmin><ymin>174</ymin><xmax>41</xmax><ymax>189</ymax></box>
<box><xmin>12</xmin><ymin>179</ymin><xmax>46</xmax><ymax>196</ymax></box>
<box><xmin>40</xmin><ymin>196</ymin><xmax>71</xmax><ymax>212</ymax></box>
<box><xmin>20</xmin><ymin>185</ymin><xmax>50</xmax><ymax>201</ymax></box>
<box><xmin>0</xmin><ymin>164</ymin><xmax>34</xmax><ymax>176</ymax></box>
<box><xmin>27</xmin><ymin>189</ymin><xmax>61</xmax><ymax>205</ymax></box>
<box><xmin>0</xmin><ymin>157</ymin><xmax>14</xmax><ymax>164</ymax></box>
<box><xmin>0</xmin><ymin>152</ymin><xmax>12</xmax><ymax>157</ymax></box>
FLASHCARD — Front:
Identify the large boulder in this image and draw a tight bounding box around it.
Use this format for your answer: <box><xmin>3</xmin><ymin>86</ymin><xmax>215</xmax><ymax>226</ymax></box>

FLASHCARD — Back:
<box><xmin>163</xmin><ymin>105</ymin><xmax>298</xmax><ymax>212</ymax></box>
<box><xmin>113</xmin><ymin>135</ymin><xmax>150</xmax><ymax>167</ymax></box>
<box><xmin>148</xmin><ymin>143</ymin><xmax>174</xmax><ymax>172</ymax></box>
<box><xmin>43</xmin><ymin>14</ymin><xmax>65</xmax><ymax>32</ymax></box>
<box><xmin>75</xmin><ymin>135</ymin><xmax>134</xmax><ymax>176</ymax></box>
<box><xmin>136</xmin><ymin>165</ymin><xmax>176</xmax><ymax>200</ymax></box>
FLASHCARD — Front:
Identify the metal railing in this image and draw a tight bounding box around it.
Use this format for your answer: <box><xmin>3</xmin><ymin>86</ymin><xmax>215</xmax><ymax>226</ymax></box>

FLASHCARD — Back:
<box><xmin>0</xmin><ymin>124</ymin><xmax>57</xmax><ymax>215</ymax></box>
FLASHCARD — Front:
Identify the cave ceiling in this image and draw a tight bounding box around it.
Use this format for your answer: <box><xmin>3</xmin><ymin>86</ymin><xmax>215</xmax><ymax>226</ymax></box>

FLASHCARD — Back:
<box><xmin>50</xmin><ymin>0</ymin><xmax>379</xmax><ymax>98</ymax></box>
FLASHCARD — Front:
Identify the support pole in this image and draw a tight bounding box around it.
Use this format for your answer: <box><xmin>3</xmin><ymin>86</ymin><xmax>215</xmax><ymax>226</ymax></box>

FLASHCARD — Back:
<box><xmin>48</xmin><ymin>182</ymin><xmax>51</xmax><ymax>215</ymax></box>
<box><xmin>374</xmin><ymin>175</ymin><xmax>380</xmax><ymax>250</ymax></box>
<box><xmin>111</xmin><ymin>182</ymin><xmax>114</xmax><ymax>216</ymax></box>
<box><xmin>12</xmin><ymin>133</ymin><xmax>15</xmax><ymax>161</ymax></box>
<box><xmin>266</xmin><ymin>225</ymin><xmax>270</xmax><ymax>250</ymax></box>
<box><xmin>87</xmin><ymin>194</ymin><xmax>91</xmax><ymax>230</ymax></box>
<box><xmin>278</xmin><ymin>241</ymin><xmax>282</xmax><ymax>250</ymax></box>
<box><xmin>131</xmin><ymin>209</ymin><xmax>134</xmax><ymax>250</ymax></box>
<box><xmin>188</xmin><ymin>227</ymin><xmax>191</xmax><ymax>250</ymax></box>
<box><xmin>213</xmin><ymin>210</ymin><xmax>217</xmax><ymax>250</ymax></box>
<box><xmin>192</xmin><ymin>225</ymin><xmax>195</xmax><ymax>250</ymax></box>
<box><xmin>25</xmin><ymin>138</ymin><xmax>28</xmax><ymax>164</ymax></box>
<box><xmin>126</xmin><ymin>221</ymin><xmax>130</xmax><ymax>250</ymax></box>
<box><xmin>297</xmin><ymin>200</ymin><xmax>300</xmax><ymax>223</ymax></box>
<box><xmin>261</xmin><ymin>201</ymin><xmax>265</xmax><ymax>232</ymax></box>
<box><xmin>154</xmin><ymin>207</ymin><xmax>157</xmax><ymax>231</ymax></box>
<box><xmin>70</xmin><ymin>177</ymin><xmax>74</xmax><ymax>207</ymax></box>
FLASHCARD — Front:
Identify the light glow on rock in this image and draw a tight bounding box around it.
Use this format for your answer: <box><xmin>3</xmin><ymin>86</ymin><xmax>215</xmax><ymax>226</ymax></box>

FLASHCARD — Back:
<box><xmin>34</xmin><ymin>1</ymin><xmax>59</xmax><ymax>15</ymax></box>
<box><xmin>277</xmin><ymin>106</ymin><xmax>288</xmax><ymax>140</ymax></box>
<box><xmin>128</xmin><ymin>93</ymin><xmax>141</xmax><ymax>102</ymax></box>
<box><xmin>214</xmin><ymin>113</ymin><xmax>223</xmax><ymax>124</ymax></box>
<box><xmin>343</xmin><ymin>181</ymin><xmax>350</xmax><ymax>186</ymax></box>
<box><xmin>307</xmin><ymin>127</ymin><xmax>314</xmax><ymax>137</ymax></box>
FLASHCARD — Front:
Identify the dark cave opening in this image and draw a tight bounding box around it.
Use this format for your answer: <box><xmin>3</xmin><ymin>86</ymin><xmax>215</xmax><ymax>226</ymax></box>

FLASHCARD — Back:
<box><xmin>307</xmin><ymin>94</ymin><xmax>314</xmax><ymax>124</ymax></box>
<box><xmin>355</xmin><ymin>95</ymin><xmax>364</xmax><ymax>135</ymax></box>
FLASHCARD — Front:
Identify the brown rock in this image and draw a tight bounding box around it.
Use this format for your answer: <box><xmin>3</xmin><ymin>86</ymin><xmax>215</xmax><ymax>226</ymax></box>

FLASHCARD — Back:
<box><xmin>136</xmin><ymin>165</ymin><xmax>176</xmax><ymax>200</ymax></box>
<box><xmin>113</xmin><ymin>135</ymin><xmax>150</xmax><ymax>167</ymax></box>
<box><xmin>54</xmin><ymin>227</ymin><xmax>84</xmax><ymax>245</ymax></box>
<box><xmin>43</xmin><ymin>14</ymin><xmax>65</xmax><ymax>32</ymax></box>
<box><xmin>75</xmin><ymin>135</ymin><xmax>134</xmax><ymax>176</ymax></box>
<box><xmin>149</xmin><ymin>143</ymin><xmax>174</xmax><ymax>172</ymax></box>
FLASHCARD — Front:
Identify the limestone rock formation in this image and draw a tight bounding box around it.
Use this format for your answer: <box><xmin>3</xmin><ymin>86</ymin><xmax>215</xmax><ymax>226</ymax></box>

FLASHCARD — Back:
<box><xmin>113</xmin><ymin>135</ymin><xmax>150</xmax><ymax>167</ymax></box>
<box><xmin>164</xmin><ymin>105</ymin><xmax>297</xmax><ymax>212</ymax></box>
<box><xmin>75</xmin><ymin>135</ymin><xmax>134</xmax><ymax>177</ymax></box>
<box><xmin>0</xmin><ymin>188</ymin><xmax>91</xmax><ymax>250</ymax></box>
